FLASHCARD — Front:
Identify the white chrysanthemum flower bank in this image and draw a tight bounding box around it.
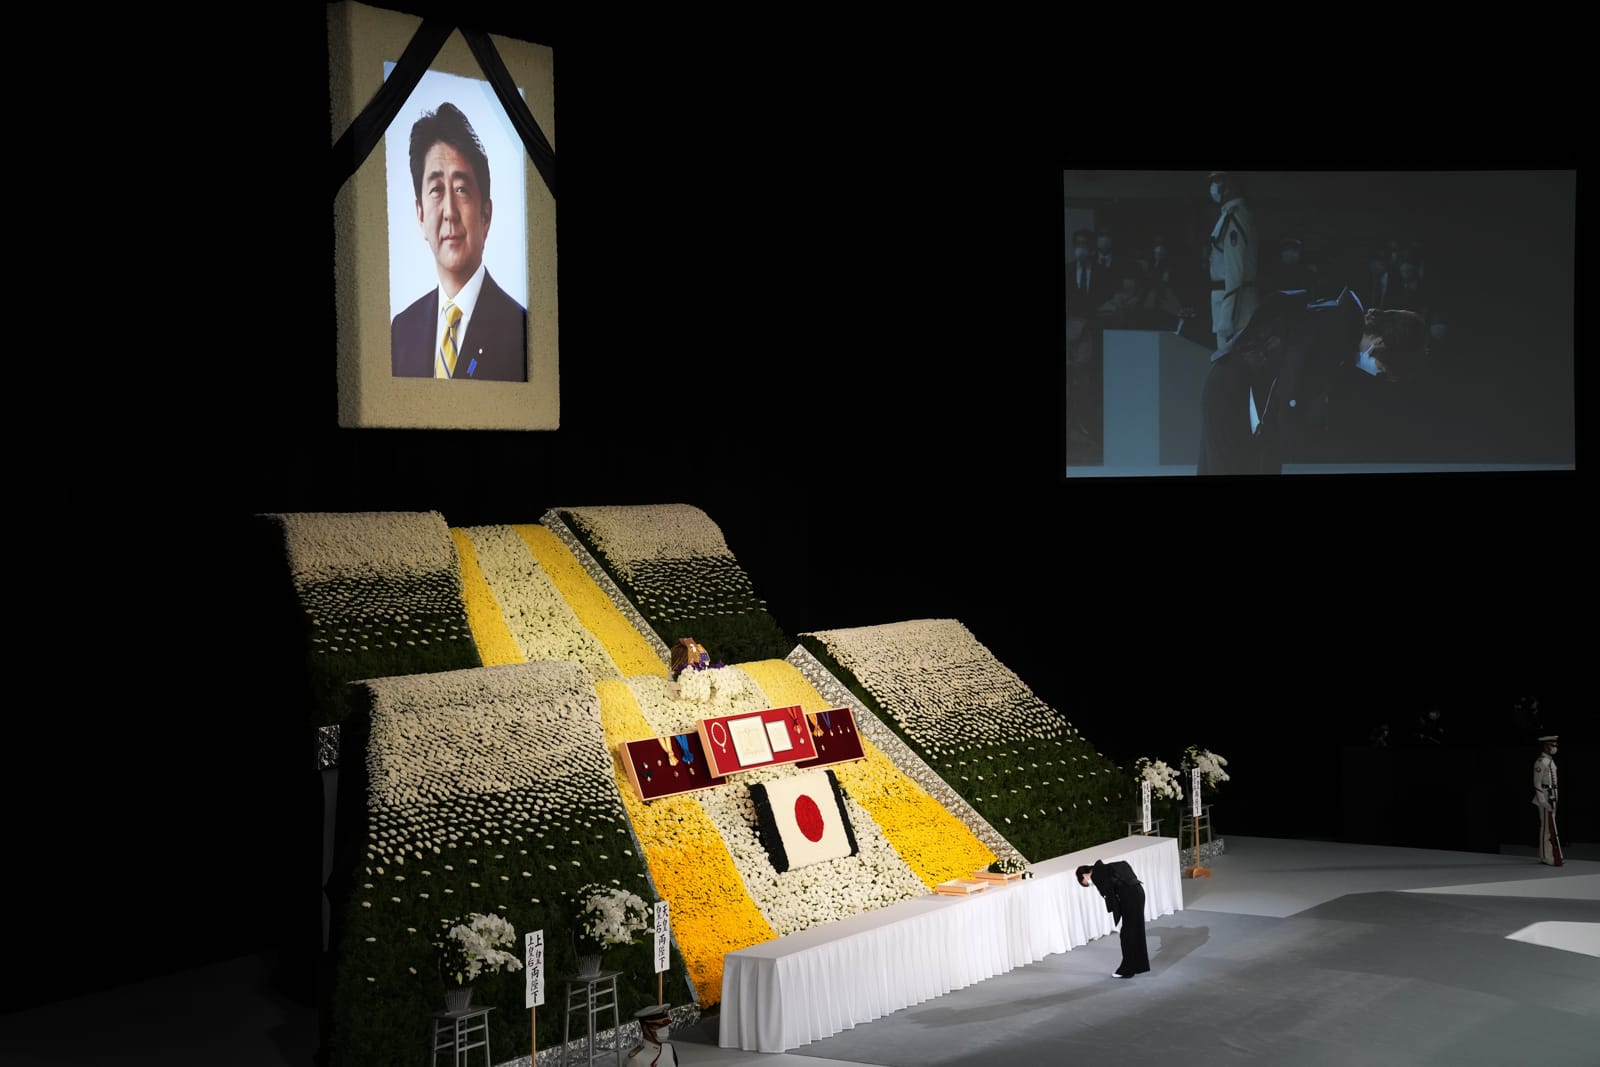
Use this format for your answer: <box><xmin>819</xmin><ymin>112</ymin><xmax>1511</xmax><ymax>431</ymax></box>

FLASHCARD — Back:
<box><xmin>558</xmin><ymin>504</ymin><xmax>736</xmax><ymax>576</ymax></box>
<box><xmin>555</xmin><ymin>505</ymin><xmax>768</xmax><ymax>624</ymax></box>
<box><xmin>358</xmin><ymin>661</ymin><xmax>644</xmax><ymax>903</ymax></box>
<box><xmin>802</xmin><ymin>619</ymin><xmax>1066</xmax><ymax>758</ymax></box>
<box><xmin>275</xmin><ymin>510</ymin><xmax>460</xmax><ymax>584</ymax></box>
<box><xmin>459</xmin><ymin>524</ymin><xmax>623</xmax><ymax>680</ymax></box>
<box><xmin>366</xmin><ymin>663</ymin><xmax>607</xmax><ymax>810</ymax></box>
<box><xmin>267</xmin><ymin>512</ymin><xmax>480</xmax><ymax>730</ymax></box>
<box><xmin>274</xmin><ymin>513</ymin><xmax>474</xmax><ymax>648</ymax></box>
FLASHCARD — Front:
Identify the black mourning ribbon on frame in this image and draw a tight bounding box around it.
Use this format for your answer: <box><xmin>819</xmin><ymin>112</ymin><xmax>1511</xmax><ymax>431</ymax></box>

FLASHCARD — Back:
<box><xmin>330</xmin><ymin>19</ymin><xmax>557</xmax><ymax>201</ymax></box>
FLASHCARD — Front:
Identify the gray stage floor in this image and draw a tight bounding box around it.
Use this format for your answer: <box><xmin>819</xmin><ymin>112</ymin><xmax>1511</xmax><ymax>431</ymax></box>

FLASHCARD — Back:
<box><xmin>4</xmin><ymin>837</ymin><xmax>1594</xmax><ymax>1066</ymax></box>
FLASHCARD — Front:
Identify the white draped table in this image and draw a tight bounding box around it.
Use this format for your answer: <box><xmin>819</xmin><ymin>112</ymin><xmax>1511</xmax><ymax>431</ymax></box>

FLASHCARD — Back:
<box><xmin>718</xmin><ymin>834</ymin><xmax>1183</xmax><ymax>1053</ymax></box>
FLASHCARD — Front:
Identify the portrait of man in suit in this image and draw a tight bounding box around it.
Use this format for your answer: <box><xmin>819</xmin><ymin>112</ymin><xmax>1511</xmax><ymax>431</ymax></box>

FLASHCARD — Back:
<box><xmin>390</xmin><ymin>101</ymin><xmax>528</xmax><ymax>381</ymax></box>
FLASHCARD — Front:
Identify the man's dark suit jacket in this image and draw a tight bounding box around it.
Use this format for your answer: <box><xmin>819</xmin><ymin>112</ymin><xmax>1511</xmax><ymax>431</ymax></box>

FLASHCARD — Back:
<box><xmin>390</xmin><ymin>271</ymin><xmax>527</xmax><ymax>381</ymax></box>
<box><xmin>1088</xmin><ymin>859</ymin><xmax>1142</xmax><ymax>924</ymax></box>
<box><xmin>1067</xmin><ymin>260</ymin><xmax>1113</xmax><ymax>318</ymax></box>
<box><xmin>1214</xmin><ymin>285</ymin><xmax>1421</xmax><ymax>469</ymax></box>
<box><xmin>1271</xmin><ymin>286</ymin><xmax>1367</xmax><ymax>422</ymax></box>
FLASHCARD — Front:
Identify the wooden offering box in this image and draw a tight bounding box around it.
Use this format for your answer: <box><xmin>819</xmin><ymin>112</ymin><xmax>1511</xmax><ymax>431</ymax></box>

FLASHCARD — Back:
<box><xmin>795</xmin><ymin>707</ymin><xmax>866</xmax><ymax>770</ymax></box>
<box><xmin>620</xmin><ymin>731</ymin><xmax>725</xmax><ymax>802</ymax></box>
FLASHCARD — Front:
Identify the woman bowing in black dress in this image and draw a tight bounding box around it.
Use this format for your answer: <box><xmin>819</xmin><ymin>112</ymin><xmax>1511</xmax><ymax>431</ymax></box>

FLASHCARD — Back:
<box><xmin>1077</xmin><ymin>860</ymin><xmax>1150</xmax><ymax>978</ymax></box>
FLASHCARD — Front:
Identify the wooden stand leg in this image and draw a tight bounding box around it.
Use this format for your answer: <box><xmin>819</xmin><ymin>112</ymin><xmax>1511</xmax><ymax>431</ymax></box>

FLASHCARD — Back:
<box><xmin>1184</xmin><ymin>806</ymin><xmax>1211</xmax><ymax>878</ymax></box>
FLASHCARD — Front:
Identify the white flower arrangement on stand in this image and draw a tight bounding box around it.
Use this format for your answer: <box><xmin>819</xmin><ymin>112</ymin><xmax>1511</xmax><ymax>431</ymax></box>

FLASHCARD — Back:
<box><xmin>1177</xmin><ymin>746</ymin><xmax>1229</xmax><ymax>872</ymax></box>
<box><xmin>436</xmin><ymin>911</ymin><xmax>522</xmax><ymax>1011</ymax></box>
<box><xmin>573</xmin><ymin>882</ymin><xmax>651</xmax><ymax>975</ymax></box>
<box><xmin>1133</xmin><ymin>756</ymin><xmax>1184</xmax><ymax>802</ymax></box>
<box><xmin>1182</xmin><ymin>746</ymin><xmax>1230</xmax><ymax>791</ymax></box>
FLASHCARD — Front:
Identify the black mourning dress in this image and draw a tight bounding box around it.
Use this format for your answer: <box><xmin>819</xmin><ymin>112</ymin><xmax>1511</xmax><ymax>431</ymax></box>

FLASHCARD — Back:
<box><xmin>1089</xmin><ymin>859</ymin><xmax>1150</xmax><ymax>976</ymax></box>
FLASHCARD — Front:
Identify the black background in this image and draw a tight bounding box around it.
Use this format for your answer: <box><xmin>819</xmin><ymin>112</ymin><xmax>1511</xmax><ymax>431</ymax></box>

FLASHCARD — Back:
<box><xmin>10</xmin><ymin>2</ymin><xmax>1585</xmax><ymax>1012</ymax></box>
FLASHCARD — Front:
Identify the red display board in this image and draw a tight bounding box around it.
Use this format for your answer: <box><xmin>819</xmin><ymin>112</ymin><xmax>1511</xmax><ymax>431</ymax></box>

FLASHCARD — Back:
<box><xmin>620</xmin><ymin>731</ymin><xmax>726</xmax><ymax>802</ymax></box>
<box><xmin>697</xmin><ymin>705</ymin><xmax>817</xmax><ymax>777</ymax></box>
<box><xmin>795</xmin><ymin>707</ymin><xmax>866</xmax><ymax>769</ymax></box>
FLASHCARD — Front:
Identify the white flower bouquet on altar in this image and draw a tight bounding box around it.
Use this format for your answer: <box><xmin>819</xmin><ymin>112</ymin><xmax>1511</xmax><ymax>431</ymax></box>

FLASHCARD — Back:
<box><xmin>675</xmin><ymin>660</ymin><xmax>731</xmax><ymax>703</ymax></box>
<box><xmin>1182</xmin><ymin>745</ymin><xmax>1230</xmax><ymax>791</ymax></box>
<box><xmin>575</xmin><ymin>882</ymin><xmax>652</xmax><ymax>950</ymax></box>
<box><xmin>1133</xmin><ymin>756</ymin><xmax>1184</xmax><ymax>802</ymax></box>
<box><xmin>436</xmin><ymin>912</ymin><xmax>523</xmax><ymax>987</ymax></box>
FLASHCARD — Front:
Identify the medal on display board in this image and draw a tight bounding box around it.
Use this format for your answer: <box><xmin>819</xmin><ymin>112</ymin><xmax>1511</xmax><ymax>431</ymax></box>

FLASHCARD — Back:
<box><xmin>795</xmin><ymin>707</ymin><xmax>866</xmax><ymax>770</ymax></box>
<box><xmin>622</xmin><ymin>733</ymin><xmax>724</xmax><ymax>802</ymax></box>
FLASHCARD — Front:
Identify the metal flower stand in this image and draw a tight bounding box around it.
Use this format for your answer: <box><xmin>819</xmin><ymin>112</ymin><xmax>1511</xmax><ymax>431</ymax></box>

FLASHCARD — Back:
<box><xmin>1179</xmin><ymin>803</ymin><xmax>1226</xmax><ymax>867</ymax></box>
<box><xmin>560</xmin><ymin>969</ymin><xmax>624</xmax><ymax>1066</ymax></box>
<box><xmin>430</xmin><ymin>1004</ymin><xmax>494</xmax><ymax>1067</ymax></box>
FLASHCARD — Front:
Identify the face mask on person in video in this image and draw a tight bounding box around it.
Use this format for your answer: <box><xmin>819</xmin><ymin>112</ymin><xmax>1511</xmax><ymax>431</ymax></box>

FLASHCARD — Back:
<box><xmin>1430</xmin><ymin>323</ymin><xmax>1448</xmax><ymax>341</ymax></box>
<box><xmin>1281</xmin><ymin>249</ymin><xmax>1301</xmax><ymax>265</ymax></box>
<box><xmin>1209</xmin><ymin>183</ymin><xmax>1222</xmax><ymax>203</ymax></box>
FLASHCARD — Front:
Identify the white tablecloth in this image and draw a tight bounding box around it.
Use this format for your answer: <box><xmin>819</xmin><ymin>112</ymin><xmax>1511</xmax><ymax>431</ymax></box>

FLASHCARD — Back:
<box><xmin>719</xmin><ymin>835</ymin><xmax>1183</xmax><ymax>1052</ymax></box>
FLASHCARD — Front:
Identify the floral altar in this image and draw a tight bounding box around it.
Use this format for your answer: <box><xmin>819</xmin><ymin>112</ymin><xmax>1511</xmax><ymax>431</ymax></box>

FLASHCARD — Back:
<box><xmin>275</xmin><ymin>506</ymin><xmax>1139</xmax><ymax>1067</ymax></box>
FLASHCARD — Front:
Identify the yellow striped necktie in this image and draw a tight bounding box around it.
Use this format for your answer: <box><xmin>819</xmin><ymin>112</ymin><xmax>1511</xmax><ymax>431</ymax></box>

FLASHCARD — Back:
<box><xmin>437</xmin><ymin>301</ymin><xmax>463</xmax><ymax>378</ymax></box>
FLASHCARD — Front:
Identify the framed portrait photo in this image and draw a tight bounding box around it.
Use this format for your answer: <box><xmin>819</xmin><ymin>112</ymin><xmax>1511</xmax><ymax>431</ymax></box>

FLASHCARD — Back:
<box><xmin>328</xmin><ymin>1</ymin><xmax>558</xmax><ymax>429</ymax></box>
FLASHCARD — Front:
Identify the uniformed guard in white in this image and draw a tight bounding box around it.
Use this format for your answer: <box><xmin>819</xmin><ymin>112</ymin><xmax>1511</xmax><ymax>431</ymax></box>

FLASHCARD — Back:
<box><xmin>1208</xmin><ymin>170</ymin><xmax>1259</xmax><ymax>356</ymax></box>
<box><xmin>626</xmin><ymin>1004</ymin><xmax>679</xmax><ymax>1066</ymax></box>
<box><xmin>1532</xmin><ymin>734</ymin><xmax>1563</xmax><ymax>866</ymax></box>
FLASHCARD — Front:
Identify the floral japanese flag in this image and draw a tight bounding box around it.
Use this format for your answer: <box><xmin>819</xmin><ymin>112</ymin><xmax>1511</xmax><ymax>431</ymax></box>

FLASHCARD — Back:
<box><xmin>749</xmin><ymin>769</ymin><xmax>859</xmax><ymax>873</ymax></box>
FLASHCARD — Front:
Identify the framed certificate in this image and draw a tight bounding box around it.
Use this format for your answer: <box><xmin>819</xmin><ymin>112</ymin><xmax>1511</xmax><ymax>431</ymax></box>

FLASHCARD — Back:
<box><xmin>728</xmin><ymin>716</ymin><xmax>773</xmax><ymax>767</ymax></box>
<box><xmin>698</xmin><ymin>706</ymin><xmax>816</xmax><ymax>777</ymax></box>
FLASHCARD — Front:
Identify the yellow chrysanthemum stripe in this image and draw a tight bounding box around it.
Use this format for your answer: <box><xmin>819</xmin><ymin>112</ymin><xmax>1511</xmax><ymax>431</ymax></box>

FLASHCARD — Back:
<box><xmin>834</xmin><ymin>734</ymin><xmax>997</xmax><ymax>886</ymax></box>
<box><xmin>514</xmin><ymin>525</ymin><xmax>669</xmax><ymax>678</ymax></box>
<box><xmin>738</xmin><ymin>660</ymin><xmax>997</xmax><ymax>887</ymax></box>
<box><xmin>594</xmin><ymin>679</ymin><xmax>774</xmax><ymax>1005</ymax></box>
<box><xmin>450</xmin><ymin>528</ymin><xmax>524</xmax><ymax>667</ymax></box>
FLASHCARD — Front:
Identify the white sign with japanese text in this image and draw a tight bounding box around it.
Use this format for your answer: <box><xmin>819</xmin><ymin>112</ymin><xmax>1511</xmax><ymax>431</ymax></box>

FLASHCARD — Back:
<box><xmin>654</xmin><ymin>900</ymin><xmax>670</xmax><ymax>973</ymax></box>
<box><xmin>524</xmin><ymin>930</ymin><xmax>544</xmax><ymax>1008</ymax></box>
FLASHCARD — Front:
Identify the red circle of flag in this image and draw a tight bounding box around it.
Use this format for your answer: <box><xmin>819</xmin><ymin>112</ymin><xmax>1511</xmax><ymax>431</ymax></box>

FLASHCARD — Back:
<box><xmin>793</xmin><ymin>794</ymin><xmax>825</xmax><ymax>841</ymax></box>
<box><xmin>752</xmin><ymin>769</ymin><xmax>858</xmax><ymax>872</ymax></box>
